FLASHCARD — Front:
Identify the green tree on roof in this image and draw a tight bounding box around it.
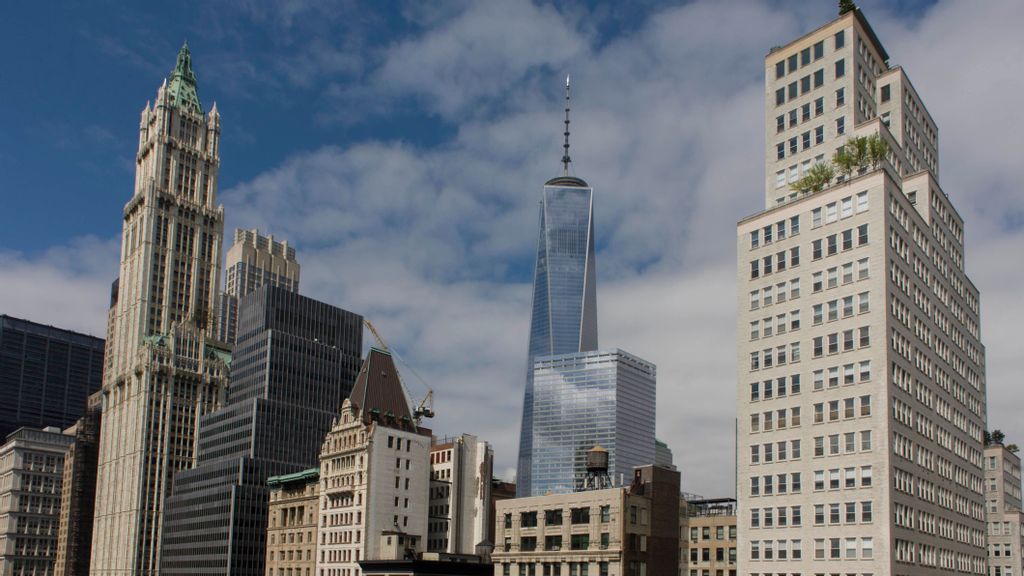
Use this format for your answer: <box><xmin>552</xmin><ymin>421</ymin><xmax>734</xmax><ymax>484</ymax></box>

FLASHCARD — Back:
<box><xmin>840</xmin><ymin>0</ymin><xmax>857</xmax><ymax>15</ymax></box>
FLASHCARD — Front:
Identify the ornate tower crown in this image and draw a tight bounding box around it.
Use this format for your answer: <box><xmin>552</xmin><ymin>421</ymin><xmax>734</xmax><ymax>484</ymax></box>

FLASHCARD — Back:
<box><xmin>167</xmin><ymin>41</ymin><xmax>203</xmax><ymax>114</ymax></box>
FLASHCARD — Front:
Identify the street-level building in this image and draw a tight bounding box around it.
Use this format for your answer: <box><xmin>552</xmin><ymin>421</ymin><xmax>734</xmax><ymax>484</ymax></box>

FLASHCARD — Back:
<box><xmin>0</xmin><ymin>427</ymin><xmax>74</xmax><ymax>576</ymax></box>
<box><xmin>266</xmin><ymin>468</ymin><xmax>320</xmax><ymax>576</ymax></box>
<box><xmin>54</xmin><ymin>392</ymin><xmax>102</xmax><ymax>576</ymax></box>
<box><xmin>984</xmin><ymin>443</ymin><xmax>1023</xmax><ymax>576</ymax></box>
<box><xmin>492</xmin><ymin>465</ymin><xmax>680</xmax><ymax>576</ymax></box>
<box><xmin>428</xmin><ymin>435</ymin><xmax>493</xmax><ymax>555</ymax></box>
<box><xmin>739</xmin><ymin>5</ymin><xmax>987</xmax><ymax>576</ymax></box>
<box><xmin>680</xmin><ymin>499</ymin><xmax>736</xmax><ymax>576</ymax></box>
<box><xmin>317</xmin><ymin>347</ymin><xmax>432</xmax><ymax>576</ymax></box>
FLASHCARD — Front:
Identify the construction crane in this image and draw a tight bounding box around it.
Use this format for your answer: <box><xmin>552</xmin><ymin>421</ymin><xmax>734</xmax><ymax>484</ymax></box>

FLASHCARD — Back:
<box><xmin>362</xmin><ymin>318</ymin><xmax>435</xmax><ymax>424</ymax></box>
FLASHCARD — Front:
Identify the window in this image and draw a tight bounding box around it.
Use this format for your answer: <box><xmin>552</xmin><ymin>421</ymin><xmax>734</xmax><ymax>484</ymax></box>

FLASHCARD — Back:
<box><xmin>813</xmin><ymin>336</ymin><xmax>823</xmax><ymax>357</ymax></box>
<box><xmin>814</xmin><ymin>436</ymin><xmax>824</xmax><ymax>457</ymax></box>
<box><xmin>792</xmin><ymin>472</ymin><xmax>801</xmax><ymax>492</ymax></box>
<box><xmin>813</xmin><ymin>68</ymin><xmax>823</xmax><ymax>88</ymax></box>
<box><xmin>789</xmin><ymin>137</ymin><xmax>798</xmax><ymax>155</ymax></box>
<box><xmin>812</xmin><ymin>239</ymin><xmax>822</xmax><ymax>260</ymax></box>
<box><xmin>788</xmin><ymin>81</ymin><xmax>798</xmax><ymax>101</ymax></box>
<box><xmin>859</xmin><ymin>360</ymin><xmax>871</xmax><ymax>381</ymax></box>
<box><xmin>775</xmin><ymin>170</ymin><xmax>786</xmax><ymax>188</ymax></box>
<box><xmin>827</xmin><ymin>267</ymin><xmax>838</xmax><ymax>288</ymax></box>
<box><xmin>790</xmin><ymin>278</ymin><xmax>800</xmax><ymax>299</ymax></box>
<box><xmin>814</xmin><ymin>503</ymin><xmax>824</xmax><ymax>522</ymax></box>
<box><xmin>859</xmin><ymin>326</ymin><xmax>870</xmax><ymax>347</ymax></box>
<box><xmin>814</xmin><ymin>96</ymin><xmax>824</xmax><ymax>116</ymax></box>
<box><xmin>836</xmin><ymin>87</ymin><xmax>845</xmax><ymax>107</ymax></box>
<box><xmin>775</xmin><ymin>88</ymin><xmax>785</xmax><ymax>106</ymax></box>
<box><xmin>814</xmin><ymin>40</ymin><xmax>824</xmax><ymax>59</ymax></box>
<box><xmin>812</xmin><ymin>207</ymin><xmax>822</xmax><ymax>227</ymax></box>
<box><xmin>813</xmin><ymin>304</ymin><xmax>823</xmax><ymax>325</ymax></box>
<box><xmin>830</xmin><ymin>537</ymin><xmax>841</xmax><ymax>559</ymax></box>
<box><xmin>845</xmin><ymin>467</ymin><xmax>856</xmax><ymax>488</ymax></box>
<box><xmin>842</xmin><ymin>229</ymin><xmax>853</xmax><ymax>250</ymax></box>
<box><xmin>571</xmin><ymin>534</ymin><xmax>589</xmax><ymax>550</ymax></box>
<box><xmin>860</xmin><ymin>395</ymin><xmax>871</xmax><ymax>416</ymax></box>
<box><xmin>862</xmin><ymin>538</ymin><xmax>873</xmax><ymax>558</ymax></box>
<box><xmin>813</xmin><ymin>369</ymin><xmax>824</xmax><ymax>390</ymax></box>
<box><xmin>812</xmin><ymin>272</ymin><xmax>823</xmax><ymax>292</ymax></box>
<box><xmin>856</xmin><ymin>191</ymin><xmax>869</xmax><ymax>212</ymax></box>
<box><xmin>775</xmin><ymin>61</ymin><xmax>786</xmax><ymax>79</ymax></box>
<box><xmin>789</xmin><ymin>109</ymin><xmax>798</xmax><ymax>128</ymax></box>
<box><xmin>861</xmin><ymin>466</ymin><xmax>872</xmax><ymax>486</ymax></box>
<box><xmin>862</xmin><ymin>501</ymin><xmax>872</xmax><ymax>522</ymax></box>
<box><xmin>881</xmin><ymin>84</ymin><xmax>891</xmax><ymax>102</ymax></box>
<box><xmin>802</xmin><ymin>131</ymin><xmax>811</xmax><ymax>150</ymax></box>
<box><xmin>776</xmin><ymin>142</ymin><xmax>785</xmax><ymax>160</ymax></box>
<box><xmin>835</xmin><ymin>30</ymin><xmax>845</xmax><ymax>49</ymax></box>
<box><xmin>830</xmin><ymin>469</ymin><xmax>840</xmax><ymax>489</ymax></box>
<box><xmin>763</xmin><ymin>255</ymin><xmax>772</xmax><ymax>275</ymax></box>
<box><xmin>571</xmin><ymin>507</ymin><xmax>590</xmax><ymax>524</ymax></box>
<box><xmin>858</xmin><ymin>223</ymin><xmax>869</xmax><ymax>245</ymax></box>
<box><xmin>815</xmin><ymin>125</ymin><xmax>823</xmax><ymax>144</ymax></box>
<box><xmin>802</xmin><ymin>103</ymin><xmax>811</xmax><ymax>122</ymax></box>
<box><xmin>857</xmin><ymin>257</ymin><xmax>870</xmax><ymax>279</ymax></box>
<box><xmin>835</xmin><ymin>58</ymin><xmax>845</xmax><ymax>78</ymax></box>
<box><xmin>861</xmin><ymin>430</ymin><xmax>872</xmax><ymax>450</ymax></box>
<box><xmin>801</xmin><ymin>75</ymin><xmax>811</xmax><ymax>94</ymax></box>
<box><xmin>750</xmin><ymin>260</ymin><xmax>759</xmax><ymax>279</ymax></box>
<box><xmin>843</xmin><ymin>329</ymin><xmax>854</xmax><ymax>351</ymax></box>
<box><xmin>858</xmin><ymin>292</ymin><xmax>869</xmax><ymax>313</ymax></box>
<box><xmin>790</xmin><ymin>216</ymin><xmax>800</xmax><ymax>235</ymax></box>
<box><xmin>776</xmin><ymin>114</ymin><xmax>785</xmax><ymax>133</ymax></box>
<box><xmin>750</xmin><ymin>290</ymin><xmax>759</xmax><ymax>310</ymax></box>
<box><xmin>751</xmin><ymin>476</ymin><xmax>760</xmax><ymax>495</ymax></box>
<box><xmin>836</xmin><ymin>116</ymin><xmax>845</xmax><ymax>135</ymax></box>
<box><xmin>843</xmin><ymin>264</ymin><xmax>854</xmax><ymax>285</ymax></box>
<box><xmin>827</xmin><ymin>234</ymin><xmax>837</xmax><ymax>255</ymax></box>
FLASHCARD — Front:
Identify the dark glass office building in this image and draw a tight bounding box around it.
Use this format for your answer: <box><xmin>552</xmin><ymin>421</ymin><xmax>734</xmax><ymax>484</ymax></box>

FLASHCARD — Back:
<box><xmin>160</xmin><ymin>286</ymin><xmax>363</xmax><ymax>575</ymax></box>
<box><xmin>0</xmin><ymin>315</ymin><xmax>104</xmax><ymax>439</ymax></box>
<box><xmin>516</xmin><ymin>174</ymin><xmax>599</xmax><ymax>497</ymax></box>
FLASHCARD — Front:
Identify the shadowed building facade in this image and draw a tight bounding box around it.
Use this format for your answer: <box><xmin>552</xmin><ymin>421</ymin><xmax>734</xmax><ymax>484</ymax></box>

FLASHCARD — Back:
<box><xmin>89</xmin><ymin>43</ymin><xmax>230</xmax><ymax>576</ymax></box>
<box><xmin>517</xmin><ymin>79</ymin><xmax>598</xmax><ymax>497</ymax></box>
<box><xmin>160</xmin><ymin>286</ymin><xmax>362</xmax><ymax>575</ymax></box>
<box><xmin>0</xmin><ymin>315</ymin><xmax>104</xmax><ymax>440</ymax></box>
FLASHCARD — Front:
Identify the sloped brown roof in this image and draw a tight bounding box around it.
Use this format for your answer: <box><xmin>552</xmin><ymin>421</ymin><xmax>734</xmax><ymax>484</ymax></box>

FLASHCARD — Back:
<box><xmin>349</xmin><ymin>347</ymin><xmax>416</xmax><ymax>431</ymax></box>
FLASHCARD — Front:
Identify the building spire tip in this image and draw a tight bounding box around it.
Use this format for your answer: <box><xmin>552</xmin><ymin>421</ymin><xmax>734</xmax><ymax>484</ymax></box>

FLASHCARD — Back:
<box><xmin>561</xmin><ymin>73</ymin><xmax>572</xmax><ymax>176</ymax></box>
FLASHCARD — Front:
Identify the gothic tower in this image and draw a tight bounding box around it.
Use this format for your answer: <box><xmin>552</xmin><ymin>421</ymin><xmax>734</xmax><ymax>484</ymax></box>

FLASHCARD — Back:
<box><xmin>89</xmin><ymin>43</ymin><xmax>230</xmax><ymax>576</ymax></box>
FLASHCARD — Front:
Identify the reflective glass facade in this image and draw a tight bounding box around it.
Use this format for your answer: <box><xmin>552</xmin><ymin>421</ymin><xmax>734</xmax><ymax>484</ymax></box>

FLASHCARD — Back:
<box><xmin>530</xmin><ymin>349</ymin><xmax>656</xmax><ymax>496</ymax></box>
<box><xmin>517</xmin><ymin>179</ymin><xmax>598</xmax><ymax>496</ymax></box>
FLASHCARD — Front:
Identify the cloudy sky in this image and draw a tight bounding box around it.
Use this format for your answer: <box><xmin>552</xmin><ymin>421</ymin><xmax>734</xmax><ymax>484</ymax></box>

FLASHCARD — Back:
<box><xmin>1</xmin><ymin>0</ymin><xmax>1022</xmax><ymax>495</ymax></box>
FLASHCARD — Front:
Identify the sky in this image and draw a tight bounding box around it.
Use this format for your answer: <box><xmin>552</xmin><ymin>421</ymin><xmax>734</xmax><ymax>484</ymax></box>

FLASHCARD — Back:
<box><xmin>1</xmin><ymin>0</ymin><xmax>1022</xmax><ymax>496</ymax></box>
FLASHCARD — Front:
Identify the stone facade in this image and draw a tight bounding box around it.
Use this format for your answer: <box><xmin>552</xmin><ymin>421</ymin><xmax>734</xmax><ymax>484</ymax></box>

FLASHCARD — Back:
<box><xmin>267</xmin><ymin>469</ymin><xmax>320</xmax><ymax>576</ymax></box>
<box><xmin>54</xmin><ymin>392</ymin><xmax>102</xmax><ymax>576</ymax></box>
<box><xmin>89</xmin><ymin>43</ymin><xmax>229</xmax><ymax>576</ymax></box>
<box><xmin>985</xmin><ymin>444</ymin><xmax>1023</xmax><ymax>576</ymax></box>
<box><xmin>428</xmin><ymin>435</ymin><xmax>493</xmax><ymax>555</ymax></box>
<box><xmin>0</xmin><ymin>427</ymin><xmax>74</xmax><ymax>576</ymax></box>
<box><xmin>739</xmin><ymin>8</ymin><xmax>987</xmax><ymax>576</ymax></box>
<box><xmin>680</xmin><ymin>499</ymin><xmax>736</xmax><ymax>576</ymax></box>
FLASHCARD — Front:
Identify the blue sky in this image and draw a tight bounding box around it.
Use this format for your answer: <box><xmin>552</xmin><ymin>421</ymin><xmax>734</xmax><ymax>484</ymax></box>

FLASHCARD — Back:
<box><xmin>2</xmin><ymin>0</ymin><xmax>1022</xmax><ymax>494</ymax></box>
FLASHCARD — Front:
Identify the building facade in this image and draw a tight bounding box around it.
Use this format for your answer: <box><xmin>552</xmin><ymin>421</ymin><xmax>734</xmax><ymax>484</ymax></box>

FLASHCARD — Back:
<box><xmin>985</xmin><ymin>443</ymin><xmax>1023</xmax><ymax>576</ymax></box>
<box><xmin>0</xmin><ymin>315</ymin><xmax>104</xmax><ymax>440</ymax></box>
<box><xmin>54</xmin><ymin>392</ymin><xmax>103</xmax><ymax>576</ymax></box>
<box><xmin>0</xmin><ymin>427</ymin><xmax>75</xmax><ymax>576</ymax></box>
<box><xmin>492</xmin><ymin>465</ymin><xmax>680</xmax><ymax>576</ymax></box>
<box><xmin>517</xmin><ymin>82</ymin><xmax>599</xmax><ymax>497</ymax></box>
<box><xmin>681</xmin><ymin>499</ymin><xmax>737</xmax><ymax>576</ymax></box>
<box><xmin>216</xmin><ymin>228</ymin><xmax>301</xmax><ymax>344</ymax></box>
<box><xmin>89</xmin><ymin>43</ymin><xmax>230</xmax><ymax>576</ymax></box>
<box><xmin>317</xmin><ymin>347</ymin><xmax>432</xmax><ymax>576</ymax></box>
<box><xmin>530</xmin><ymin>350</ymin><xmax>655</xmax><ymax>496</ymax></box>
<box><xmin>428</xmin><ymin>435</ymin><xmax>494</xmax><ymax>555</ymax></box>
<box><xmin>266</xmin><ymin>469</ymin><xmax>320</xmax><ymax>576</ymax></box>
<box><xmin>160</xmin><ymin>286</ymin><xmax>363</xmax><ymax>575</ymax></box>
<box><xmin>738</xmin><ymin>6</ymin><xmax>987</xmax><ymax>576</ymax></box>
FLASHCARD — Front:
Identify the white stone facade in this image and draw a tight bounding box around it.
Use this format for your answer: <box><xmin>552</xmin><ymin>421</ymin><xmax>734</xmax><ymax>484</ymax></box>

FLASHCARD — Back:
<box><xmin>985</xmin><ymin>445</ymin><xmax>1023</xmax><ymax>576</ymax></box>
<box><xmin>428</xmin><ymin>435</ymin><xmax>494</xmax><ymax>555</ymax></box>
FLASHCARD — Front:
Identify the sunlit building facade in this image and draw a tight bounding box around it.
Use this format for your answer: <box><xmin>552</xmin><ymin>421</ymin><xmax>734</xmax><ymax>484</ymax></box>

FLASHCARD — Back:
<box><xmin>530</xmin><ymin>349</ymin><xmax>655</xmax><ymax>496</ymax></box>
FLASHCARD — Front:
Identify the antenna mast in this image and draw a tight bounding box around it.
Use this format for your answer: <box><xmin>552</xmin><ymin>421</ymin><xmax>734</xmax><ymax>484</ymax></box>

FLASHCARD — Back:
<box><xmin>562</xmin><ymin>74</ymin><xmax>571</xmax><ymax>175</ymax></box>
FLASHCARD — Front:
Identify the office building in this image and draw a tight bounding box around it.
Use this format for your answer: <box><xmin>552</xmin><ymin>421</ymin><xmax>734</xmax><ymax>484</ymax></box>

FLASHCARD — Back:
<box><xmin>160</xmin><ymin>286</ymin><xmax>363</xmax><ymax>575</ymax></box>
<box><xmin>0</xmin><ymin>315</ymin><xmax>104</xmax><ymax>440</ymax></box>
<box><xmin>317</xmin><ymin>347</ymin><xmax>432</xmax><ymax>575</ymax></box>
<box><xmin>984</xmin><ymin>442</ymin><xmax>1023</xmax><ymax>576</ymax></box>
<box><xmin>90</xmin><ymin>42</ymin><xmax>232</xmax><ymax>575</ymax></box>
<box><xmin>654</xmin><ymin>439</ymin><xmax>675</xmax><ymax>471</ymax></box>
<box><xmin>492</xmin><ymin>464</ymin><xmax>680</xmax><ymax>576</ymax></box>
<box><xmin>530</xmin><ymin>349</ymin><xmax>655</xmax><ymax>496</ymax></box>
<box><xmin>681</xmin><ymin>498</ymin><xmax>737</xmax><ymax>576</ymax></box>
<box><xmin>266</xmin><ymin>468</ymin><xmax>320</xmax><ymax>576</ymax></box>
<box><xmin>216</xmin><ymin>229</ymin><xmax>301</xmax><ymax>344</ymax></box>
<box><xmin>517</xmin><ymin>78</ymin><xmax>598</xmax><ymax>497</ymax></box>
<box><xmin>428</xmin><ymin>434</ymin><xmax>494</xmax><ymax>555</ymax></box>
<box><xmin>738</xmin><ymin>5</ymin><xmax>987</xmax><ymax>575</ymax></box>
<box><xmin>0</xmin><ymin>427</ymin><xmax>75</xmax><ymax>576</ymax></box>
<box><xmin>54</xmin><ymin>392</ymin><xmax>103</xmax><ymax>576</ymax></box>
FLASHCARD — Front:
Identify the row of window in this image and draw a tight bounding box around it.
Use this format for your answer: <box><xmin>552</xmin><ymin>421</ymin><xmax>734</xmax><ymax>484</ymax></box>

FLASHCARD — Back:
<box><xmin>813</xmin><ymin>395</ymin><xmax>871</xmax><ymax>423</ymax></box>
<box><xmin>813</xmin><ymin>431</ymin><xmax>873</xmax><ymax>456</ymax></box>
<box><xmin>749</xmin><ymin>342</ymin><xmax>801</xmax><ymax>370</ymax></box>
<box><xmin>750</xmin><ymin>216</ymin><xmax>800</xmax><ymax>248</ymax></box>
<box><xmin>749</xmin><ymin>278</ymin><xmax>800</xmax><ymax>310</ymax></box>
<box><xmin>812</xmin><ymin>292</ymin><xmax>870</xmax><ymax>324</ymax></box>
<box><xmin>814</xmin><ymin>466</ymin><xmax>873</xmax><ymax>490</ymax></box>
<box><xmin>750</xmin><ymin>310</ymin><xmax>800</xmax><ymax>340</ymax></box>
<box><xmin>749</xmin><ymin>223</ymin><xmax>868</xmax><ymax>280</ymax></box>
<box><xmin>749</xmin><ymin>374</ymin><xmax>800</xmax><ymax>401</ymax></box>
<box><xmin>773</xmin><ymin>36</ymin><xmax>828</xmax><ymax>80</ymax></box>
<box><xmin>750</xmin><ymin>473</ymin><xmax>801</xmax><ymax>496</ymax></box>
<box><xmin>811</xmin><ymin>326</ymin><xmax>871</xmax><ymax>357</ymax></box>
<box><xmin>750</xmin><ymin>439</ymin><xmax>800</xmax><ymax>463</ymax></box>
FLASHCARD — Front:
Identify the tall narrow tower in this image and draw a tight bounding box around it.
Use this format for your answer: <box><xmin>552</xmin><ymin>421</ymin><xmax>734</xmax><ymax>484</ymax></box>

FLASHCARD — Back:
<box><xmin>516</xmin><ymin>76</ymin><xmax>599</xmax><ymax>496</ymax></box>
<box><xmin>90</xmin><ymin>43</ymin><xmax>230</xmax><ymax>576</ymax></box>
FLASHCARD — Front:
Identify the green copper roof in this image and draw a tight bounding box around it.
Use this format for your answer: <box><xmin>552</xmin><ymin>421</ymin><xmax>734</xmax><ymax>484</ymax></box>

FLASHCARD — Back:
<box><xmin>167</xmin><ymin>41</ymin><xmax>203</xmax><ymax>114</ymax></box>
<box><xmin>268</xmin><ymin>468</ymin><xmax>320</xmax><ymax>487</ymax></box>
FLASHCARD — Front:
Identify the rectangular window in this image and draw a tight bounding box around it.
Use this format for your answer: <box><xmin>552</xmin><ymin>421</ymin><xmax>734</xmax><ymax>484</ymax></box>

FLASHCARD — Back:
<box><xmin>856</xmin><ymin>191</ymin><xmax>869</xmax><ymax>212</ymax></box>
<box><xmin>775</xmin><ymin>170</ymin><xmax>786</xmax><ymax>188</ymax></box>
<box><xmin>858</xmin><ymin>223</ymin><xmax>869</xmax><ymax>244</ymax></box>
<box><xmin>827</xmin><ymin>234</ymin><xmax>837</xmax><ymax>255</ymax></box>
<box><xmin>836</xmin><ymin>116</ymin><xmax>845</xmax><ymax>135</ymax></box>
<box><xmin>813</xmin><ymin>68</ymin><xmax>823</xmax><ymax>87</ymax></box>
<box><xmin>835</xmin><ymin>58</ymin><xmax>845</xmax><ymax>78</ymax></box>
<box><xmin>828</xmin><ymin>333</ymin><xmax>838</xmax><ymax>354</ymax></box>
<box><xmin>788</xmin><ymin>54</ymin><xmax>798</xmax><ymax>73</ymax></box>
<box><xmin>801</xmin><ymin>47</ymin><xmax>811</xmax><ymax>66</ymax></box>
<box><xmin>859</xmin><ymin>326</ymin><xmax>870</xmax><ymax>347</ymax></box>
<box><xmin>802</xmin><ymin>103</ymin><xmax>811</xmax><ymax>122</ymax></box>
<box><xmin>813</xmin><ymin>337</ymin><xmax>823</xmax><ymax>358</ymax></box>
<box><xmin>812</xmin><ymin>239</ymin><xmax>822</xmax><ymax>260</ymax></box>
<box><xmin>813</xmin><ymin>369</ymin><xmax>824</xmax><ymax>390</ymax></box>
<box><xmin>836</xmin><ymin>87</ymin><xmax>845</xmax><ymax>107</ymax></box>
<box><xmin>858</xmin><ymin>292</ymin><xmax>869</xmax><ymax>313</ymax></box>
<box><xmin>801</xmin><ymin>75</ymin><xmax>811</xmax><ymax>94</ymax></box>
<box><xmin>750</xmin><ymin>260</ymin><xmax>759</xmax><ymax>279</ymax></box>
<box><xmin>788</xmin><ymin>81</ymin><xmax>798</xmax><ymax>101</ymax></box>
<box><xmin>790</xmin><ymin>278</ymin><xmax>800</xmax><ymax>299</ymax></box>
<box><xmin>859</xmin><ymin>360</ymin><xmax>871</xmax><ymax>381</ymax></box>
<box><xmin>776</xmin><ymin>88</ymin><xmax>785</xmax><ymax>106</ymax></box>
<box><xmin>814</xmin><ymin>96</ymin><xmax>824</xmax><ymax>116</ymax></box>
<box><xmin>835</xmin><ymin>30</ymin><xmax>845</xmax><ymax>49</ymax></box>
<box><xmin>776</xmin><ymin>115</ymin><xmax>785</xmax><ymax>133</ymax></box>
<box><xmin>776</xmin><ymin>61</ymin><xmax>786</xmax><ymax>79</ymax></box>
<box><xmin>802</xmin><ymin>131</ymin><xmax>811</xmax><ymax>149</ymax></box>
<box><xmin>789</xmin><ymin>137</ymin><xmax>798</xmax><ymax>155</ymax></box>
<box><xmin>881</xmin><ymin>84</ymin><xmax>891</xmax><ymax>102</ymax></box>
<box><xmin>789</xmin><ymin>109</ymin><xmax>798</xmax><ymax>128</ymax></box>
<box><xmin>814</xmin><ymin>40</ymin><xmax>824</xmax><ymax>59</ymax></box>
<box><xmin>791</xmin><ymin>374</ymin><xmax>801</xmax><ymax>394</ymax></box>
<box><xmin>857</xmin><ymin>257</ymin><xmax>869</xmax><ymax>279</ymax></box>
<box><xmin>815</xmin><ymin>125</ymin><xmax>823</xmax><ymax>144</ymax></box>
<box><xmin>842</xmin><ymin>229</ymin><xmax>853</xmax><ymax>250</ymax></box>
<box><xmin>790</xmin><ymin>216</ymin><xmax>799</xmax><ymax>235</ymax></box>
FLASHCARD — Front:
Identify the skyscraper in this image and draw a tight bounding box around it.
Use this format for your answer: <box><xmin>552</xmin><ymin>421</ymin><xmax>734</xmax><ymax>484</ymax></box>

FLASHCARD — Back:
<box><xmin>737</xmin><ymin>5</ymin><xmax>987</xmax><ymax>575</ymax></box>
<box><xmin>90</xmin><ymin>43</ymin><xmax>231</xmax><ymax>576</ymax></box>
<box><xmin>517</xmin><ymin>77</ymin><xmax>598</xmax><ymax>497</ymax></box>
<box><xmin>160</xmin><ymin>286</ymin><xmax>363</xmax><ymax>575</ymax></box>
<box><xmin>530</xmin><ymin>349</ymin><xmax>656</xmax><ymax>495</ymax></box>
<box><xmin>984</xmin><ymin>441</ymin><xmax>1023</xmax><ymax>576</ymax></box>
<box><xmin>0</xmin><ymin>314</ymin><xmax>104</xmax><ymax>439</ymax></box>
<box><xmin>215</xmin><ymin>228</ymin><xmax>301</xmax><ymax>344</ymax></box>
<box><xmin>54</xmin><ymin>392</ymin><xmax>103</xmax><ymax>576</ymax></box>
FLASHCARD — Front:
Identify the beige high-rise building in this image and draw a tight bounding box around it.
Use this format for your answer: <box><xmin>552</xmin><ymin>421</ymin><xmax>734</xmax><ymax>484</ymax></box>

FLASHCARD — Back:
<box><xmin>89</xmin><ymin>43</ymin><xmax>230</xmax><ymax>576</ymax></box>
<box><xmin>266</xmin><ymin>468</ymin><xmax>320</xmax><ymax>576</ymax></box>
<box><xmin>317</xmin><ymin>347</ymin><xmax>432</xmax><ymax>575</ymax></box>
<box><xmin>738</xmin><ymin>5</ymin><xmax>987</xmax><ymax>576</ymax></box>
<box><xmin>0</xmin><ymin>427</ymin><xmax>75</xmax><ymax>576</ymax></box>
<box><xmin>428</xmin><ymin>434</ymin><xmax>494</xmax><ymax>555</ymax></box>
<box><xmin>681</xmin><ymin>498</ymin><xmax>737</xmax><ymax>576</ymax></box>
<box><xmin>984</xmin><ymin>443</ymin><xmax>1023</xmax><ymax>576</ymax></box>
<box><xmin>216</xmin><ymin>229</ymin><xmax>300</xmax><ymax>343</ymax></box>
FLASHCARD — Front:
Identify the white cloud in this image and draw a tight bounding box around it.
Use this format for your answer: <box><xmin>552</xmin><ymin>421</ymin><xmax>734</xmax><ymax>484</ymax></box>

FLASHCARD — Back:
<box><xmin>6</xmin><ymin>0</ymin><xmax>1024</xmax><ymax>496</ymax></box>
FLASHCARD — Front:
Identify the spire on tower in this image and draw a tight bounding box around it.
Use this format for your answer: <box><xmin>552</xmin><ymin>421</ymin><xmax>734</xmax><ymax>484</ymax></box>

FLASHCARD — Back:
<box><xmin>562</xmin><ymin>74</ymin><xmax>571</xmax><ymax>176</ymax></box>
<box><xmin>166</xmin><ymin>41</ymin><xmax>203</xmax><ymax>114</ymax></box>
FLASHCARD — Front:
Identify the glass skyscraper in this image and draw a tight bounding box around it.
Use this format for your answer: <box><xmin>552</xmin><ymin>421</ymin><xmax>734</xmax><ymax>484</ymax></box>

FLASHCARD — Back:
<box><xmin>517</xmin><ymin>173</ymin><xmax>599</xmax><ymax>497</ymax></box>
<box><xmin>529</xmin><ymin>349</ymin><xmax>656</xmax><ymax>496</ymax></box>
